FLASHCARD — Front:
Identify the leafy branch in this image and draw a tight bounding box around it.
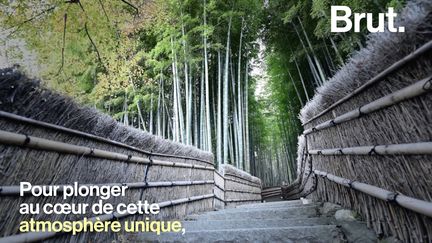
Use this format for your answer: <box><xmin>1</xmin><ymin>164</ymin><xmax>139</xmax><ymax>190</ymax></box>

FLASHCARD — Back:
<box><xmin>4</xmin><ymin>5</ymin><xmax>57</xmax><ymax>38</ymax></box>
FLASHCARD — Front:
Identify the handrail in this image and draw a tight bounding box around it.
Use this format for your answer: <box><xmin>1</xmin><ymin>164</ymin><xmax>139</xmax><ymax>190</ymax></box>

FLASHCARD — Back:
<box><xmin>314</xmin><ymin>170</ymin><xmax>432</xmax><ymax>218</ymax></box>
<box><xmin>0</xmin><ymin>130</ymin><xmax>214</xmax><ymax>171</ymax></box>
<box><xmin>0</xmin><ymin>111</ymin><xmax>213</xmax><ymax>165</ymax></box>
<box><xmin>304</xmin><ymin>76</ymin><xmax>432</xmax><ymax>135</ymax></box>
<box><xmin>303</xmin><ymin>40</ymin><xmax>432</xmax><ymax>126</ymax></box>
<box><xmin>309</xmin><ymin>142</ymin><xmax>432</xmax><ymax>156</ymax></box>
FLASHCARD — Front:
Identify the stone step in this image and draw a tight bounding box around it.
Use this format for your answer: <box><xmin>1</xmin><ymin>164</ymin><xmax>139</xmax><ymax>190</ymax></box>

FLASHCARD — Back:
<box><xmin>132</xmin><ymin>225</ymin><xmax>344</xmax><ymax>243</ymax></box>
<box><xmin>188</xmin><ymin>205</ymin><xmax>319</xmax><ymax>220</ymax></box>
<box><xmin>262</xmin><ymin>195</ymin><xmax>283</xmax><ymax>202</ymax></box>
<box><xmin>236</xmin><ymin>200</ymin><xmax>304</xmax><ymax>208</ymax></box>
<box><xmin>336</xmin><ymin>221</ymin><xmax>377</xmax><ymax>243</ymax></box>
<box><xmin>182</xmin><ymin>217</ymin><xmax>335</xmax><ymax>231</ymax></box>
<box><xmin>198</xmin><ymin>204</ymin><xmax>321</xmax><ymax>215</ymax></box>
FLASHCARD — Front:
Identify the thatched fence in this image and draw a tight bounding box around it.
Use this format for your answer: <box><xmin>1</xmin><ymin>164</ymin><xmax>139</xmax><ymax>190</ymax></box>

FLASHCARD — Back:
<box><xmin>0</xmin><ymin>68</ymin><xmax>261</xmax><ymax>242</ymax></box>
<box><xmin>261</xmin><ymin>187</ymin><xmax>282</xmax><ymax>200</ymax></box>
<box><xmin>213</xmin><ymin>170</ymin><xmax>226</xmax><ymax>210</ymax></box>
<box><xmin>283</xmin><ymin>1</ymin><xmax>432</xmax><ymax>242</ymax></box>
<box><xmin>221</xmin><ymin>165</ymin><xmax>262</xmax><ymax>208</ymax></box>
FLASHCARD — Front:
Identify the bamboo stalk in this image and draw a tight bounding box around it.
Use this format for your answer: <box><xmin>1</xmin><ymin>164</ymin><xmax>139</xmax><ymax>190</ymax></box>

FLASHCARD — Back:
<box><xmin>303</xmin><ymin>40</ymin><xmax>432</xmax><ymax>126</ymax></box>
<box><xmin>304</xmin><ymin>76</ymin><xmax>432</xmax><ymax>135</ymax></box>
<box><xmin>309</xmin><ymin>142</ymin><xmax>432</xmax><ymax>156</ymax></box>
<box><xmin>314</xmin><ymin>170</ymin><xmax>432</xmax><ymax>218</ymax></box>
<box><xmin>0</xmin><ymin>180</ymin><xmax>215</xmax><ymax>196</ymax></box>
<box><xmin>0</xmin><ymin>111</ymin><xmax>213</xmax><ymax>165</ymax></box>
<box><xmin>0</xmin><ymin>194</ymin><xmax>215</xmax><ymax>243</ymax></box>
<box><xmin>0</xmin><ymin>130</ymin><xmax>214</xmax><ymax>171</ymax></box>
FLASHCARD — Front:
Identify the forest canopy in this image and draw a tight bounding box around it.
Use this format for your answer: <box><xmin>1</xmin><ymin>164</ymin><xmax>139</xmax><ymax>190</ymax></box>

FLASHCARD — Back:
<box><xmin>0</xmin><ymin>0</ymin><xmax>405</xmax><ymax>186</ymax></box>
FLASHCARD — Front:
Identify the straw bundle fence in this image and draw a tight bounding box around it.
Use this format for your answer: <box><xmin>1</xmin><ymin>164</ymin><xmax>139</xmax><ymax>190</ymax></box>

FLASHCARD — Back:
<box><xmin>213</xmin><ymin>170</ymin><xmax>225</xmax><ymax>209</ymax></box>
<box><xmin>0</xmin><ymin>68</ymin><xmax>264</xmax><ymax>242</ymax></box>
<box><xmin>281</xmin><ymin>134</ymin><xmax>317</xmax><ymax>200</ymax></box>
<box><xmin>261</xmin><ymin>186</ymin><xmax>282</xmax><ymax>199</ymax></box>
<box><xmin>284</xmin><ymin>1</ymin><xmax>432</xmax><ymax>242</ymax></box>
<box><xmin>221</xmin><ymin>165</ymin><xmax>262</xmax><ymax>208</ymax></box>
<box><xmin>0</xmin><ymin>69</ymin><xmax>218</xmax><ymax>242</ymax></box>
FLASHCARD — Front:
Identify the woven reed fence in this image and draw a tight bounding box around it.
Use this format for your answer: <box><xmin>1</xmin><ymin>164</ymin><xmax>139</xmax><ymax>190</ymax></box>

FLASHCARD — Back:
<box><xmin>283</xmin><ymin>1</ymin><xmax>432</xmax><ymax>242</ymax></box>
<box><xmin>261</xmin><ymin>187</ymin><xmax>282</xmax><ymax>200</ymax></box>
<box><xmin>0</xmin><ymin>68</ymin><xmax>262</xmax><ymax>242</ymax></box>
<box><xmin>213</xmin><ymin>170</ymin><xmax>225</xmax><ymax>209</ymax></box>
<box><xmin>221</xmin><ymin>164</ymin><xmax>262</xmax><ymax>208</ymax></box>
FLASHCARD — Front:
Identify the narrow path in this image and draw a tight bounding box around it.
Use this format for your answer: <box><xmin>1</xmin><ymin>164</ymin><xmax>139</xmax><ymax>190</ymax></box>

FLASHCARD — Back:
<box><xmin>131</xmin><ymin>200</ymin><xmax>377</xmax><ymax>242</ymax></box>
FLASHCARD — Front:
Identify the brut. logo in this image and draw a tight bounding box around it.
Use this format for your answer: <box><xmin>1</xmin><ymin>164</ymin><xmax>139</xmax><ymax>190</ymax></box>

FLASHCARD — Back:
<box><xmin>331</xmin><ymin>6</ymin><xmax>405</xmax><ymax>33</ymax></box>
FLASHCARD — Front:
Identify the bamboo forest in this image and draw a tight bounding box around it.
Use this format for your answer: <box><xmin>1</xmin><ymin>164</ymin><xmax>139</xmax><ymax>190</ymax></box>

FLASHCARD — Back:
<box><xmin>0</xmin><ymin>0</ymin><xmax>406</xmax><ymax>187</ymax></box>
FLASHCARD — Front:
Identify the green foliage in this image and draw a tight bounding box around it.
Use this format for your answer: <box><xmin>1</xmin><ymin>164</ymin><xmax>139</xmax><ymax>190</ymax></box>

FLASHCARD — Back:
<box><xmin>77</xmin><ymin>64</ymin><xmax>97</xmax><ymax>93</ymax></box>
<box><xmin>387</xmin><ymin>0</ymin><xmax>406</xmax><ymax>10</ymax></box>
<box><xmin>1</xmin><ymin>0</ymin><xmax>405</xmax><ymax>183</ymax></box>
<box><xmin>282</xmin><ymin>2</ymin><xmax>302</xmax><ymax>24</ymax></box>
<box><xmin>258</xmin><ymin>0</ymin><xmax>405</xmax><ymax>182</ymax></box>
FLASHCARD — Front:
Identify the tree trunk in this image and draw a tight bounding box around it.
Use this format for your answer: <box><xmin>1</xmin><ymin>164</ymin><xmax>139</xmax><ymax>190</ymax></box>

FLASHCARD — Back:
<box><xmin>297</xmin><ymin>17</ymin><xmax>326</xmax><ymax>83</ymax></box>
<box><xmin>244</xmin><ymin>61</ymin><xmax>250</xmax><ymax>172</ymax></box>
<box><xmin>293</xmin><ymin>57</ymin><xmax>310</xmax><ymax>101</ymax></box>
<box><xmin>171</xmin><ymin>37</ymin><xmax>180</xmax><ymax>142</ymax></box>
<box><xmin>203</xmin><ymin>0</ymin><xmax>212</xmax><ymax>152</ymax></box>
<box><xmin>237</xmin><ymin>18</ymin><xmax>244</xmax><ymax>169</ymax></box>
<box><xmin>181</xmin><ymin>12</ymin><xmax>191</xmax><ymax>145</ymax></box>
<box><xmin>223</xmin><ymin>15</ymin><xmax>232</xmax><ymax>164</ymax></box>
<box><xmin>216</xmin><ymin>49</ymin><xmax>222</xmax><ymax>168</ymax></box>
<box><xmin>287</xmin><ymin>69</ymin><xmax>304</xmax><ymax>107</ymax></box>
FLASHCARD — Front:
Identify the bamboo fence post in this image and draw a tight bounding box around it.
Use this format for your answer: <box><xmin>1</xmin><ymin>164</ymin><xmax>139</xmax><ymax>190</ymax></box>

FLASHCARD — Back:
<box><xmin>314</xmin><ymin>170</ymin><xmax>432</xmax><ymax>218</ymax></box>
<box><xmin>304</xmin><ymin>76</ymin><xmax>432</xmax><ymax>135</ymax></box>
<box><xmin>303</xmin><ymin>40</ymin><xmax>432</xmax><ymax>126</ymax></box>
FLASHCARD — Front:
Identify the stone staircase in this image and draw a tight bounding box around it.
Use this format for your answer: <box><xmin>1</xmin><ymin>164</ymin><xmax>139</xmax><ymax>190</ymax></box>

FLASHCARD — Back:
<box><xmin>131</xmin><ymin>200</ymin><xmax>377</xmax><ymax>242</ymax></box>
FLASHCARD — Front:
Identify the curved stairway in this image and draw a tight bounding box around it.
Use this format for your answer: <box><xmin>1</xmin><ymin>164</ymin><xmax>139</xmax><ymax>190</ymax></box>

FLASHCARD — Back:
<box><xmin>130</xmin><ymin>200</ymin><xmax>377</xmax><ymax>242</ymax></box>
